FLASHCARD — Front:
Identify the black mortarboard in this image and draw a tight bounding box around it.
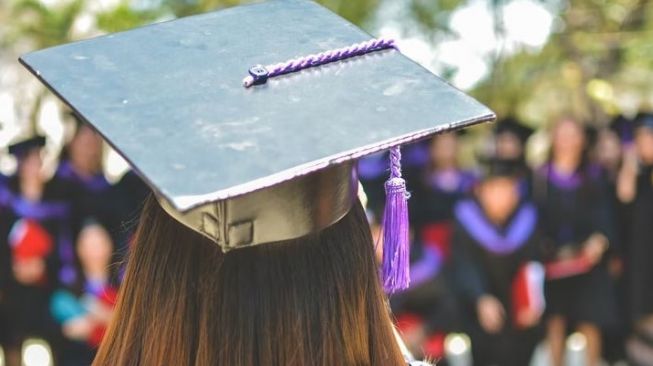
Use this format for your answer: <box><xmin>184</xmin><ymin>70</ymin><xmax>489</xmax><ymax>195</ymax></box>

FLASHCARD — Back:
<box><xmin>494</xmin><ymin>117</ymin><xmax>534</xmax><ymax>144</ymax></box>
<box><xmin>634</xmin><ymin>112</ymin><xmax>653</xmax><ymax>132</ymax></box>
<box><xmin>8</xmin><ymin>135</ymin><xmax>46</xmax><ymax>157</ymax></box>
<box><xmin>478</xmin><ymin>156</ymin><xmax>522</xmax><ymax>179</ymax></box>
<box><xmin>21</xmin><ymin>0</ymin><xmax>494</xmax><ymax>291</ymax></box>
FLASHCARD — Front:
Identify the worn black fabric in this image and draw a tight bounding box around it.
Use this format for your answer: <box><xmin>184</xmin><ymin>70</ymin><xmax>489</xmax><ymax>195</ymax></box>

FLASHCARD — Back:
<box><xmin>627</xmin><ymin>165</ymin><xmax>653</xmax><ymax>322</ymax></box>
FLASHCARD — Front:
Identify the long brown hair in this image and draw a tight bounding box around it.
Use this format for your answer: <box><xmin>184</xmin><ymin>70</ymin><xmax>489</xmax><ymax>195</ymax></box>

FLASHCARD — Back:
<box><xmin>93</xmin><ymin>195</ymin><xmax>405</xmax><ymax>365</ymax></box>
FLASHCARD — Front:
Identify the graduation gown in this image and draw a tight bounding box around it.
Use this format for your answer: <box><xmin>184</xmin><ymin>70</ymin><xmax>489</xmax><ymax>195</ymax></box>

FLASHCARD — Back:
<box><xmin>391</xmin><ymin>240</ymin><xmax>458</xmax><ymax>336</ymax></box>
<box><xmin>0</xmin><ymin>176</ymin><xmax>72</xmax><ymax>345</ymax></box>
<box><xmin>410</xmin><ymin>168</ymin><xmax>476</xmax><ymax>255</ymax></box>
<box><xmin>51</xmin><ymin>277</ymin><xmax>118</xmax><ymax>366</ymax></box>
<box><xmin>627</xmin><ymin>165</ymin><xmax>653</xmax><ymax>322</ymax></box>
<box><xmin>452</xmin><ymin>198</ymin><xmax>543</xmax><ymax>366</ymax></box>
<box><xmin>53</xmin><ymin>160</ymin><xmax>120</xmax><ymax>238</ymax></box>
<box><xmin>533</xmin><ymin>163</ymin><xmax>617</xmax><ymax>326</ymax></box>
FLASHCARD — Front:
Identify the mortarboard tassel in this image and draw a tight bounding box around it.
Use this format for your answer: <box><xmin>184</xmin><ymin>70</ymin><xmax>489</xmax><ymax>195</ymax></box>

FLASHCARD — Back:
<box><xmin>382</xmin><ymin>146</ymin><xmax>410</xmax><ymax>293</ymax></box>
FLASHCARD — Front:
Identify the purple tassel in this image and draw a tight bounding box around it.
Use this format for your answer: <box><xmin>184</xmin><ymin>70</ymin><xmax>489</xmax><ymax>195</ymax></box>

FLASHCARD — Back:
<box><xmin>382</xmin><ymin>146</ymin><xmax>410</xmax><ymax>293</ymax></box>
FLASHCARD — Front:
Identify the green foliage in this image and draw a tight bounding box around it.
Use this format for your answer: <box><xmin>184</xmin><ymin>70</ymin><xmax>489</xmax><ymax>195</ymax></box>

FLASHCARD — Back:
<box><xmin>96</xmin><ymin>2</ymin><xmax>160</xmax><ymax>33</ymax></box>
<box><xmin>8</xmin><ymin>0</ymin><xmax>84</xmax><ymax>48</ymax></box>
<box><xmin>408</xmin><ymin>0</ymin><xmax>465</xmax><ymax>35</ymax></box>
<box><xmin>473</xmin><ymin>0</ymin><xmax>653</xmax><ymax>126</ymax></box>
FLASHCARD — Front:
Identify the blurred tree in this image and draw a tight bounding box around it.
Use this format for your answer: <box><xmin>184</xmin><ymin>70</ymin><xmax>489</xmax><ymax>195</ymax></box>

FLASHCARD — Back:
<box><xmin>96</xmin><ymin>2</ymin><xmax>160</xmax><ymax>33</ymax></box>
<box><xmin>5</xmin><ymin>0</ymin><xmax>85</xmax><ymax>134</ymax></box>
<box><xmin>156</xmin><ymin>0</ymin><xmax>379</xmax><ymax>28</ymax></box>
<box><xmin>472</xmin><ymin>0</ymin><xmax>653</xmax><ymax>127</ymax></box>
<box><xmin>7</xmin><ymin>0</ymin><xmax>84</xmax><ymax>48</ymax></box>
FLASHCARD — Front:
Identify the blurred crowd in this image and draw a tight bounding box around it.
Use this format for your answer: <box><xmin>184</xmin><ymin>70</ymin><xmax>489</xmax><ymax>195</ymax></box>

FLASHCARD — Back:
<box><xmin>361</xmin><ymin>114</ymin><xmax>653</xmax><ymax>366</ymax></box>
<box><xmin>1</xmin><ymin>110</ymin><xmax>653</xmax><ymax>366</ymax></box>
<box><xmin>0</xmin><ymin>114</ymin><xmax>149</xmax><ymax>366</ymax></box>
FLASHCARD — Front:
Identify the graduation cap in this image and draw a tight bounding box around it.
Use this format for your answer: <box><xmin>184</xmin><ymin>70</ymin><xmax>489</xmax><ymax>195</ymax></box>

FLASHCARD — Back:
<box><xmin>8</xmin><ymin>135</ymin><xmax>46</xmax><ymax>157</ymax></box>
<box><xmin>634</xmin><ymin>112</ymin><xmax>653</xmax><ymax>132</ymax></box>
<box><xmin>494</xmin><ymin>117</ymin><xmax>534</xmax><ymax>144</ymax></box>
<box><xmin>478</xmin><ymin>156</ymin><xmax>523</xmax><ymax>179</ymax></box>
<box><xmin>20</xmin><ymin>0</ymin><xmax>494</xmax><ymax>292</ymax></box>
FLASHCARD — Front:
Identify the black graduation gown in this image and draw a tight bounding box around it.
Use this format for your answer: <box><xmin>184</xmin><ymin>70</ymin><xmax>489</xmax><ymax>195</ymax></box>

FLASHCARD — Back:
<box><xmin>627</xmin><ymin>165</ymin><xmax>653</xmax><ymax>322</ymax></box>
<box><xmin>390</xmin><ymin>240</ymin><xmax>459</xmax><ymax>335</ymax></box>
<box><xmin>0</xmin><ymin>177</ymin><xmax>72</xmax><ymax>346</ymax></box>
<box><xmin>533</xmin><ymin>164</ymin><xmax>617</xmax><ymax>326</ymax></box>
<box><xmin>390</xmin><ymin>169</ymin><xmax>475</xmax><ymax>335</ymax></box>
<box><xmin>0</xmin><ymin>176</ymin><xmax>13</xmax><ymax>345</ymax></box>
<box><xmin>53</xmin><ymin>160</ymin><xmax>120</xmax><ymax>239</ymax></box>
<box><xmin>409</xmin><ymin>168</ymin><xmax>476</xmax><ymax>250</ymax></box>
<box><xmin>113</xmin><ymin>170</ymin><xmax>150</xmax><ymax>245</ymax></box>
<box><xmin>452</xmin><ymin>199</ymin><xmax>543</xmax><ymax>366</ymax></box>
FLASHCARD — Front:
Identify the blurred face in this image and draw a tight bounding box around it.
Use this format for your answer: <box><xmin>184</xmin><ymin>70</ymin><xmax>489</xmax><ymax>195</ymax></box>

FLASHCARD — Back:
<box><xmin>496</xmin><ymin>132</ymin><xmax>523</xmax><ymax>160</ymax></box>
<box><xmin>595</xmin><ymin>129</ymin><xmax>622</xmax><ymax>169</ymax></box>
<box><xmin>430</xmin><ymin>133</ymin><xmax>458</xmax><ymax>168</ymax></box>
<box><xmin>69</xmin><ymin>124</ymin><xmax>103</xmax><ymax>175</ymax></box>
<box><xmin>77</xmin><ymin>224</ymin><xmax>113</xmax><ymax>274</ymax></box>
<box><xmin>18</xmin><ymin>149</ymin><xmax>43</xmax><ymax>183</ymax></box>
<box><xmin>476</xmin><ymin>177</ymin><xmax>519</xmax><ymax>224</ymax></box>
<box><xmin>552</xmin><ymin>118</ymin><xmax>586</xmax><ymax>160</ymax></box>
<box><xmin>635</xmin><ymin>127</ymin><xmax>653</xmax><ymax>165</ymax></box>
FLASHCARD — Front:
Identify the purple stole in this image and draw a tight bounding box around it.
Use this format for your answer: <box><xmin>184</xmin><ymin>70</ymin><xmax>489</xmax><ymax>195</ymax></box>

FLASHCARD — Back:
<box><xmin>55</xmin><ymin>161</ymin><xmax>111</xmax><ymax>193</ymax></box>
<box><xmin>537</xmin><ymin>163</ymin><xmax>601</xmax><ymax>190</ymax></box>
<box><xmin>428</xmin><ymin>169</ymin><xmax>477</xmax><ymax>193</ymax></box>
<box><xmin>408</xmin><ymin>246</ymin><xmax>443</xmax><ymax>288</ymax></box>
<box><xmin>455</xmin><ymin>200</ymin><xmax>537</xmax><ymax>254</ymax></box>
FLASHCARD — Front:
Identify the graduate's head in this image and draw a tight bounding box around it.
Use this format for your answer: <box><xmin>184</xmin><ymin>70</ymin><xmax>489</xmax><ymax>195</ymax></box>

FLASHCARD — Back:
<box><xmin>634</xmin><ymin>112</ymin><xmax>653</xmax><ymax>165</ymax></box>
<box><xmin>551</xmin><ymin>116</ymin><xmax>586</xmax><ymax>160</ymax></box>
<box><xmin>475</xmin><ymin>158</ymin><xmax>521</xmax><ymax>224</ymax></box>
<box><xmin>68</xmin><ymin>114</ymin><xmax>104</xmax><ymax>175</ymax></box>
<box><xmin>8</xmin><ymin>135</ymin><xmax>45</xmax><ymax>182</ymax></box>
<box><xmin>95</xmin><ymin>194</ymin><xmax>405</xmax><ymax>365</ymax></box>
<box><xmin>594</xmin><ymin>127</ymin><xmax>622</xmax><ymax>170</ymax></box>
<box><xmin>494</xmin><ymin>117</ymin><xmax>534</xmax><ymax>160</ymax></box>
<box><xmin>76</xmin><ymin>220</ymin><xmax>114</xmax><ymax>276</ymax></box>
<box><xmin>429</xmin><ymin>132</ymin><xmax>461</xmax><ymax>169</ymax></box>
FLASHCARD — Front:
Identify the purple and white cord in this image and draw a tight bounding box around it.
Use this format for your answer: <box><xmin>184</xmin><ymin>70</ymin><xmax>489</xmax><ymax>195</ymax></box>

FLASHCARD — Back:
<box><xmin>242</xmin><ymin>38</ymin><xmax>397</xmax><ymax>87</ymax></box>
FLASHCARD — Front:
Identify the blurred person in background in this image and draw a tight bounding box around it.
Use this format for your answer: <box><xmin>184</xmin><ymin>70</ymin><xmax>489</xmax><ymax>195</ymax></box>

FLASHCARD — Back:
<box><xmin>451</xmin><ymin>156</ymin><xmax>544</xmax><ymax>366</ymax></box>
<box><xmin>50</xmin><ymin>220</ymin><xmax>118</xmax><ymax>366</ymax></box>
<box><xmin>0</xmin><ymin>136</ymin><xmax>70</xmax><ymax>365</ymax></box>
<box><xmin>594</xmin><ymin>116</ymin><xmax>633</xmax><ymax>364</ymax></box>
<box><xmin>390</xmin><ymin>228</ymin><xmax>459</xmax><ymax>362</ymax></box>
<box><xmin>55</xmin><ymin>115</ymin><xmax>121</xmax><ymax>241</ymax></box>
<box><xmin>493</xmin><ymin>117</ymin><xmax>534</xmax><ymax>197</ymax></box>
<box><xmin>617</xmin><ymin>112</ymin><xmax>653</xmax><ymax>365</ymax></box>
<box><xmin>494</xmin><ymin>118</ymin><xmax>534</xmax><ymax>162</ymax></box>
<box><xmin>410</xmin><ymin>132</ymin><xmax>476</xmax><ymax>261</ymax></box>
<box><xmin>390</xmin><ymin>132</ymin><xmax>475</xmax><ymax>361</ymax></box>
<box><xmin>534</xmin><ymin>117</ymin><xmax>616</xmax><ymax>366</ymax></box>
